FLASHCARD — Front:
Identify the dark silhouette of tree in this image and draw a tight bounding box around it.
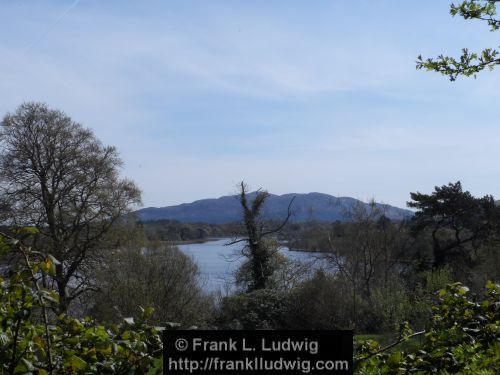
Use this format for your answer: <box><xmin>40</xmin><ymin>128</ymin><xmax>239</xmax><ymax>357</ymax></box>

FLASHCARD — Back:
<box><xmin>229</xmin><ymin>182</ymin><xmax>294</xmax><ymax>292</ymax></box>
<box><xmin>407</xmin><ymin>181</ymin><xmax>498</xmax><ymax>268</ymax></box>
<box><xmin>0</xmin><ymin>102</ymin><xmax>141</xmax><ymax>312</ymax></box>
<box><xmin>417</xmin><ymin>1</ymin><xmax>500</xmax><ymax>80</ymax></box>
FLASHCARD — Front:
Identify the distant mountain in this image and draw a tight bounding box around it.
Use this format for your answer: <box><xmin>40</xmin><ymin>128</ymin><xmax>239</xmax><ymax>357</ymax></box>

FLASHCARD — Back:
<box><xmin>135</xmin><ymin>192</ymin><xmax>413</xmax><ymax>224</ymax></box>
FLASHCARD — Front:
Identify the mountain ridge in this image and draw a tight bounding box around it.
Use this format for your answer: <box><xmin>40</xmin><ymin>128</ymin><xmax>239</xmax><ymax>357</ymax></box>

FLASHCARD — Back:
<box><xmin>135</xmin><ymin>192</ymin><xmax>413</xmax><ymax>224</ymax></box>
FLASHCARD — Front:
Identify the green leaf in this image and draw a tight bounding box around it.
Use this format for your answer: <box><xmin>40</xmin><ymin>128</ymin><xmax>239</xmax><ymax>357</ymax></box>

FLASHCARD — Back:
<box><xmin>66</xmin><ymin>355</ymin><xmax>87</xmax><ymax>370</ymax></box>
<box><xmin>143</xmin><ymin>306</ymin><xmax>155</xmax><ymax>319</ymax></box>
<box><xmin>15</xmin><ymin>358</ymin><xmax>35</xmax><ymax>372</ymax></box>
<box><xmin>388</xmin><ymin>352</ymin><xmax>402</xmax><ymax>366</ymax></box>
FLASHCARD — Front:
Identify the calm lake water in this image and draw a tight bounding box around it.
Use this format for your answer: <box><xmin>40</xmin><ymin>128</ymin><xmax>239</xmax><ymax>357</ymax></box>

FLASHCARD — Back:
<box><xmin>177</xmin><ymin>238</ymin><xmax>325</xmax><ymax>293</ymax></box>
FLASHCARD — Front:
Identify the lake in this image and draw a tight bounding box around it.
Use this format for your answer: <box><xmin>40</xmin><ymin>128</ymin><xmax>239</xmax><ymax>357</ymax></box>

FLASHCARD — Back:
<box><xmin>177</xmin><ymin>238</ymin><xmax>326</xmax><ymax>293</ymax></box>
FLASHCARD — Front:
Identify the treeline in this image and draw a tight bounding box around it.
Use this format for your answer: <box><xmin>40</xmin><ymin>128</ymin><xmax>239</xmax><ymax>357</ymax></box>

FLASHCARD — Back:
<box><xmin>215</xmin><ymin>182</ymin><xmax>499</xmax><ymax>334</ymax></box>
<box><xmin>140</xmin><ymin>219</ymin><xmax>237</xmax><ymax>242</ymax></box>
<box><xmin>136</xmin><ymin>182</ymin><xmax>499</xmax><ymax>335</ymax></box>
<box><xmin>140</xmin><ymin>217</ymin><xmax>345</xmax><ymax>248</ymax></box>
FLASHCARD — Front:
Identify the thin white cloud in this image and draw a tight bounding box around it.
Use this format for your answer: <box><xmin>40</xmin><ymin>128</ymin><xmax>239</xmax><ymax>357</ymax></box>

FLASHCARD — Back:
<box><xmin>3</xmin><ymin>2</ymin><xmax>422</xmax><ymax>102</ymax></box>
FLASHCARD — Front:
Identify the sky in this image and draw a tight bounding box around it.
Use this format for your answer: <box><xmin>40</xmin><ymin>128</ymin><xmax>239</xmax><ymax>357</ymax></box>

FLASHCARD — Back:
<box><xmin>1</xmin><ymin>0</ymin><xmax>499</xmax><ymax>209</ymax></box>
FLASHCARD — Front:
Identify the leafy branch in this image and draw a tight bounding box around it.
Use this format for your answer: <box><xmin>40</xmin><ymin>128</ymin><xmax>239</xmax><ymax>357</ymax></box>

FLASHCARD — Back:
<box><xmin>417</xmin><ymin>1</ymin><xmax>500</xmax><ymax>80</ymax></box>
<box><xmin>0</xmin><ymin>230</ymin><xmax>163</xmax><ymax>374</ymax></box>
<box><xmin>355</xmin><ymin>282</ymin><xmax>500</xmax><ymax>373</ymax></box>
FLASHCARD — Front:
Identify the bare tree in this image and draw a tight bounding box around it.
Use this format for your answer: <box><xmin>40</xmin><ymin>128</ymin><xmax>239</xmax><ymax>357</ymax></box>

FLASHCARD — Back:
<box><xmin>228</xmin><ymin>182</ymin><xmax>294</xmax><ymax>292</ymax></box>
<box><xmin>0</xmin><ymin>102</ymin><xmax>141</xmax><ymax>312</ymax></box>
<box><xmin>325</xmin><ymin>200</ymin><xmax>412</xmax><ymax>329</ymax></box>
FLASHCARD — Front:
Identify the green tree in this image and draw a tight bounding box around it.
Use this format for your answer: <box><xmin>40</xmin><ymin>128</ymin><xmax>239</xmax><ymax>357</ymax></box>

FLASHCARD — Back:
<box><xmin>417</xmin><ymin>0</ymin><xmax>500</xmax><ymax>80</ymax></box>
<box><xmin>0</xmin><ymin>102</ymin><xmax>141</xmax><ymax>313</ymax></box>
<box><xmin>229</xmin><ymin>182</ymin><xmax>294</xmax><ymax>292</ymax></box>
<box><xmin>407</xmin><ymin>181</ymin><xmax>498</xmax><ymax>269</ymax></box>
<box><xmin>235</xmin><ymin>244</ymin><xmax>308</xmax><ymax>292</ymax></box>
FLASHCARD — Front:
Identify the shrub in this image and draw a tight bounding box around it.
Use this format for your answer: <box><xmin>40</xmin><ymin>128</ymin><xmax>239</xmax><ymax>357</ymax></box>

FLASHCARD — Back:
<box><xmin>0</xmin><ymin>232</ymin><xmax>162</xmax><ymax>374</ymax></box>
<box><xmin>286</xmin><ymin>270</ymin><xmax>355</xmax><ymax>330</ymax></box>
<box><xmin>355</xmin><ymin>282</ymin><xmax>500</xmax><ymax>374</ymax></box>
<box><xmin>407</xmin><ymin>266</ymin><xmax>454</xmax><ymax>331</ymax></box>
<box><xmin>216</xmin><ymin>289</ymin><xmax>289</xmax><ymax>329</ymax></box>
<box><xmin>88</xmin><ymin>245</ymin><xmax>212</xmax><ymax>327</ymax></box>
<box><xmin>363</xmin><ymin>279</ymin><xmax>411</xmax><ymax>334</ymax></box>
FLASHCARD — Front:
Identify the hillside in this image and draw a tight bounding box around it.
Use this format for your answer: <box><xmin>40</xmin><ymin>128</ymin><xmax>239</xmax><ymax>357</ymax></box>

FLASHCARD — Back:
<box><xmin>135</xmin><ymin>192</ymin><xmax>413</xmax><ymax>223</ymax></box>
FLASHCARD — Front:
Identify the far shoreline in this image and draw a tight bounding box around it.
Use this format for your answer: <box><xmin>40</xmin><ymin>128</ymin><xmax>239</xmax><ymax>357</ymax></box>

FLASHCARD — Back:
<box><xmin>166</xmin><ymin>237</ymin><xmax>228</xmax><ymax>246</ymax></box>
<box><xmin>168</xmin><ymin>237</ymin><xmax>328</xmax><ymax>254</ymax></box>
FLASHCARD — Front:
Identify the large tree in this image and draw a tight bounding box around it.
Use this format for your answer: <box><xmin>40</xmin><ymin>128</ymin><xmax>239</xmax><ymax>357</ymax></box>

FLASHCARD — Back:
<box><xmin>417</xmin><ymin>0</ymin><xmax>500</xmax><ymax>80</ymax></box>
<box><xmin>407</xmin><ymin>181</ymin><xmax>498</xmax><ymax>269</ymax></box>
<box><xmin>229</xmin><ymin>182</ymin><xmax>294</xmax><ymax>292</ymax></box>
<box><xmin>0</xmin><ymin>102</ymin><xmax>141</xmax><ymax>312</ymax></box>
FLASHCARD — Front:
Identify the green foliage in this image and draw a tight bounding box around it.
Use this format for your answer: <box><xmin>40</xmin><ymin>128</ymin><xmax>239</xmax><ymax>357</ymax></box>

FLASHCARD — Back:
<box><xmin>355</xmin><ymin>282</ymin><xmax>500</xmax><ymax>374</ymax></box>
<box><xmin>416</xmin><ymin>1</ymin><xmax>500</xmax><ymax>80</ymax></box>
<box><xmin>451</xmin><ymin>0</ymin><xmax>500</xmax><ymax>30</ymax></box>
<box><xmin>0</xmin><ymin>234</ymin><xmax>162</xmax><ymax>374</ymax></box>
<box><xmin>217</xmin><ymin>289</ymin><xmax>289</xmax><ymax>329</ymax></box>
<box><xmin>235</xmin><ymin>182</ymin><xmax>294</xmax><ymax>292</ymax></box>
<box><xmin>235</xmin><ymin>239</ymin><xmax>308</xmax><ymax>293</ymax></box>
<box><xmin>408</xmin><ymin>267</ymin><xmax>455</xmax><ymax>330</ymax></box>
<box><xmin>42</xmin><ymin>312</ymin><xmax>160</xmax><ymax>374</ymax></box>
<box><xmin>408</xmin><ymin>181</ymin><xmax>499</xmax><ymax>269</ymax></box>
<box><xmin>286</xmin><ymin>270</ymin><xmax>355</xmax><ymax>330</ymax></box>
<box><xmin>88</xmin><ymin>245</ymin><xmax>212</xmax><ymax>327</ymax></box>
<box><xmin>366</xmin><ymin>281</ymin><xmax>412</xmax><ymax>334</ymax></box>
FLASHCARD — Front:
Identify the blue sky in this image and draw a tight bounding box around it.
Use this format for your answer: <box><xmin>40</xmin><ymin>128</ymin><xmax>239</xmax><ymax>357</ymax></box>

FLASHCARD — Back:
<box><xmin>1</xmin><ymin>0</ymin><xmax>499</xmax><ymax>208</ymax></box>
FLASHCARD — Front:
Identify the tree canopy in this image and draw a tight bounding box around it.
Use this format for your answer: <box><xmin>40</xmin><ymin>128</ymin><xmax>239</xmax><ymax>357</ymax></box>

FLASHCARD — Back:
<box><xmin>0</xmin><ymin>102</ymin><xmax>141</xmax><ymax>312</ymax></box>
<box><xmin>407</xmin><ymin>181</ymin><xmax>499</xmax><ymax>268</ymax></box>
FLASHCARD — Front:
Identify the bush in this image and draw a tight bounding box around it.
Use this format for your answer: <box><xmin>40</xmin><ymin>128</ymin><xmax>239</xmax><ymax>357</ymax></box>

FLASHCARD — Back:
<box><xmin>286</xmin><ymin>270</ymin><xmax>355</xmax><ymax>330</ymax></box>
<box><xmin>88</xmin><ymin>245</ymin><xmax>213</xmax><ymax>327</ymax></box>
<box><xmin>407</xmin><ymin>266</ymin><xmax>454</xmax><ymax>331</ymax></box>
<box><xmin>356</xmin><ymin>282</ymin><xmax>500</xmax><ymax>374</ymax></box>
<box><xmin>216</xmin><ymin>289</ymin><xmax>289</xmax><ymax>329</ymax></box>
<box><xmin>0</xmin><ymin>233</ymin><xmax>162</xmax><ymax>374</ymax></box>
<box><xmin>363</xmin><ymin>279</ymin><xmax>411</xmax><ymax>334</ymax></box>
